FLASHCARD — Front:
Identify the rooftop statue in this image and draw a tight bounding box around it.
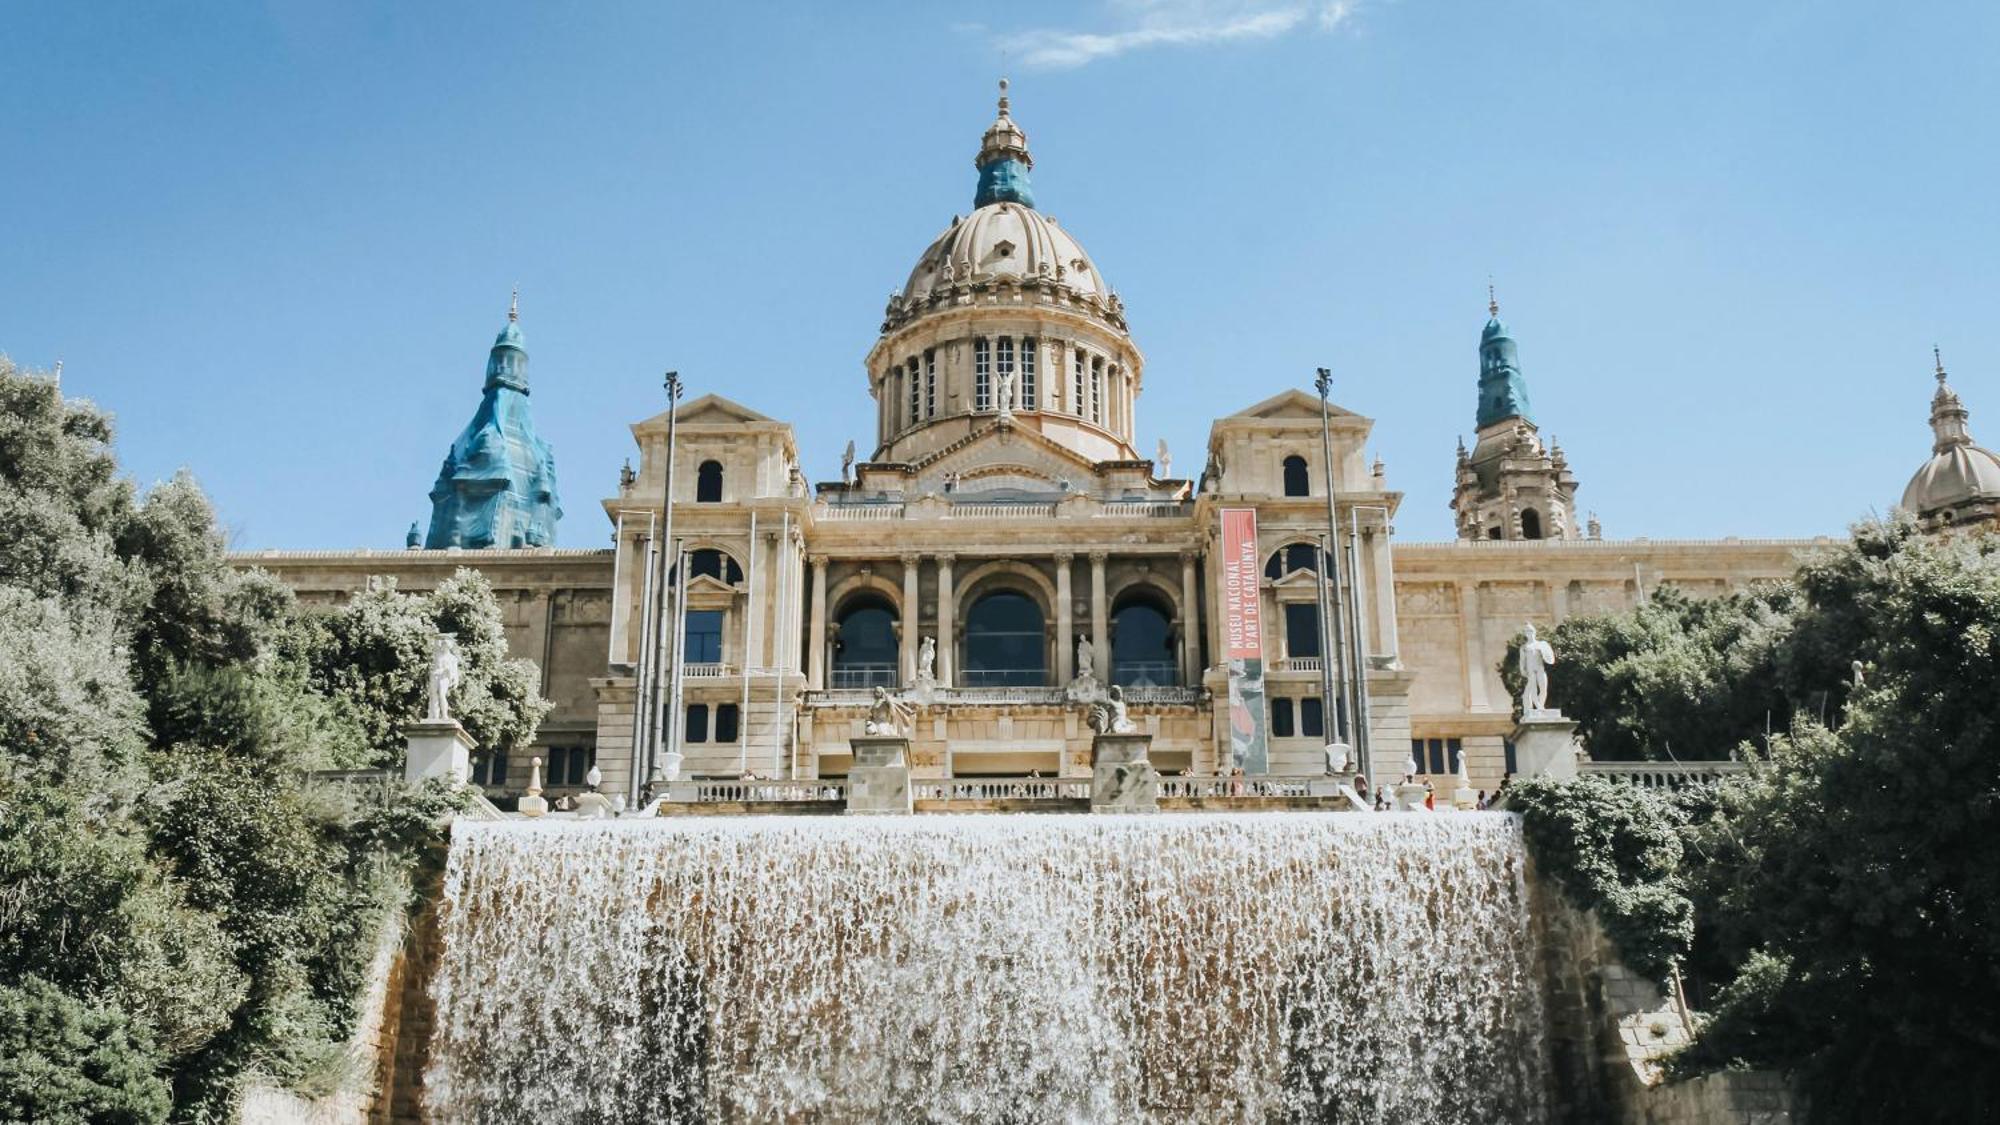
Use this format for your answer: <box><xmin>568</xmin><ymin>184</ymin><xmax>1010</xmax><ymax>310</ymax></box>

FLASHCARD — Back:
<box><xmin>1088</xmin><ymin>685</ymin><xmax>1137</xmax><ymax>735</ymax></box>
<box><xmin>864</xmin><ymin>686</ymin><xmax>914</xmax><ymax>737</ymax></box>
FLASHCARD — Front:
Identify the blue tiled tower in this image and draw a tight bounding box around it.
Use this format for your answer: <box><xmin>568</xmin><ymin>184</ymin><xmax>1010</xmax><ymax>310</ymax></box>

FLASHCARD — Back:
<box><xmin>423</xmin><ymin>293</ymin><xmax>563</xmax><ymax>549</ymax></box>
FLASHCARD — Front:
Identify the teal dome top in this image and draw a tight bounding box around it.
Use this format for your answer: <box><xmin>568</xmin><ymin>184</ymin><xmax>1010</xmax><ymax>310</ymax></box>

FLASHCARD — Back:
<box><xmin>425</xmin><ymin>295</ymin><xmax>563</xmax><ymax>549</ymax></box>
<box><xmin>973</xmin><ymin>79</ymin><xmax>1036</xmax><ymax>210</ymax></box>
<box><xmin>1476</xmin><ymin>300</ymin><xmax>1534</xmax><ymax>429</ymax></box>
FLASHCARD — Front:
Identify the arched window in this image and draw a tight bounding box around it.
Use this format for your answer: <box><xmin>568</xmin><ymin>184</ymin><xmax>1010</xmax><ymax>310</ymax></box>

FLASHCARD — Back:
<box><xmin>963</xmin><ymin>591</ymin><xmax>1046</xmax><ymax>686</ymax></box>
<box><xmin>1282</xmin><ymin>455</ymin><xmax>1311</xmax><ymax>497</ymax></box>
<box><xmin>831</xmin><ymin>595</ymin><xmax>898</xmax><ymax>689</ymax></box>
<box><xmin>675</xmin><ymin>548</ymin><xmax>743</xmax><ymax>585</ymax></box>
<box><xmin>1111</xmin><ymin>594</ymin><xmax>1175</xmax><ymax>686</ymax></box>
<box><xmin>1520</xmin><ymin>509</ymin><xmax>1543</xmax><ymax>540</ymax></box>
<box><xmin>1264</xmin><ymin>542</ymin><xmax>1331</xmax><ymax>581</ymax></box>
<box><xmin>696</xmin><ymin>460</ymin><xmax>723</xmax><ymax>503</ymax></box>
<box><xmin>974</xmin><ymin>338</ymin><xmax>992</xmax><ymax>411</ymax></box>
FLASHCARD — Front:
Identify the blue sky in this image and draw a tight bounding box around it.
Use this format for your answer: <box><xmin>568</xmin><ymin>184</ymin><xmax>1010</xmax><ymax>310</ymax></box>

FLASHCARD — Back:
<box><xmin>3</xmin><ymin>1</ymin><xmax>1995</xmax><ymax>547</ymax></box>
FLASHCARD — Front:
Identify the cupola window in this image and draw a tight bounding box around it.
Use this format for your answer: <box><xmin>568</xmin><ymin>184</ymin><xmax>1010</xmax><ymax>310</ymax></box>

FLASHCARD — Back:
<box><xmin>974</xmin><ymin>338</ymin><xmax>991</xmax><ymax>411</ymax></box>
<box><xmin>924</xmin><ymin>349</ymin><xmax>937</xmax><ymax>418</ymax></box>
<box><xmin>907</xmin><ymin>359</ymin><xmax>921</xmax><ymax>425</ymax></box>
<box><xmin>1521</xmin><ymin>509</ymin><xmax>1544</xmax><ymax>540</ymax></box>
<box><xmin>996</xmin><ymin>337</ymin><xmax>1015</xmax><ymax>410</ymax></box>
<box><xmin>1020</xmin><ymin>338</ymin><xmax>1037</xmax><ymax>410</ymax></box>
<box><xmin>1072</xmin><ymin>347</ymin><xmax>1087</xmax><ymax>415</ymax></box>
<box><xmin>1090</xmin><ymin>357</ymin><xmax>1105</xmax><ymax>424</ymax></box>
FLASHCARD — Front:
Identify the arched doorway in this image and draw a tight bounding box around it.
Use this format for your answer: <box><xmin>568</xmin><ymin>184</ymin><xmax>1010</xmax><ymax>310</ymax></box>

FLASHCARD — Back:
<box><xmin>1520</xmin><ymin>509</ymin><xmax>1544</xmax><ymax>540</ymax></box>
<box><xmin>1111</xmin><ymin>592</ymin><xmax>1175</xmax><ymax>686</ymax></box>
<box><xmin>963</xmin><ymin>591</ymin><xmax>1046</xmax><ymax>686</ymax></box>
<box><xmin>831</xmin><ymin>594</ymin><xmax>898</xmax><ymax>689</ymax></box>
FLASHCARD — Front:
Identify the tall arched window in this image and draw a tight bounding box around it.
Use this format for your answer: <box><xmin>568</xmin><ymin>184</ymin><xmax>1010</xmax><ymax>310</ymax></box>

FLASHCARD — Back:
<box><xmin>1282</xmin><ymin>455</ymin><xmax>1310</xmax><ymax>497</ymax></box>
<box><xmin>1520</xmin><ymin>509</ymin><xmax>1544</xmax><ymax>540</ymax></box>
<box><xmin>974</xmin><ymin>338</ymin><xmax>992</xmax><ymax>411</ymax></box>
<box><xmin>831</xmin><ymin>595</ymin><xmax>899</xmax><ymax>689</ymax></box>
<box><xmin>1264</xmin><ymin>542</ymin><xmax>1331</xmax><ymax>581</ymax></box>
<box><xmin>963</xmin><ymin>591</ymin><xmax>1046</xmax><ymax>686</ymax></box>
<box><xmin>696</xmin><ymin>460</ymin><xmax>723</xmax><ymax>503</ymax></box>
<box><xmin>1111</xmin><ymin>594</ymin><xmax>1175</xmax><ymax>686</ymax></box>
<box><xmin>1020</xmin><ymin>337</ymin><xmax>1037</xmax><ymax>409</ymax></box>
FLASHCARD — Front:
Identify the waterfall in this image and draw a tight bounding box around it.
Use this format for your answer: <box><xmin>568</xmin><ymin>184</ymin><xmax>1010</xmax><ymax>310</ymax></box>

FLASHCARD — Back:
<box><xmin>426</xmin><ymin>814</ymin><xmax>1551</xmax><ymax>1123</ymax></box>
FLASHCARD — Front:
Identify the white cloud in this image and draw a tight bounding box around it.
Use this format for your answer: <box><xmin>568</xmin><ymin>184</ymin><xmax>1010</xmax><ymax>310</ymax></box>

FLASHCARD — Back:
<box><xmin>1008</xmin><ymin>1</ymin><xmax>1357</xmax><ymax>70</ymax></box>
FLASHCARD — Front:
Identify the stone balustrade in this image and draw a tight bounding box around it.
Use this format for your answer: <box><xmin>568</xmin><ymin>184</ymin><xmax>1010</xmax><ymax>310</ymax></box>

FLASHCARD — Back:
<box><xmin>1580</xmin><ymin>760</ymin><xmax>1751</xmax><ymax>789</ymax></box>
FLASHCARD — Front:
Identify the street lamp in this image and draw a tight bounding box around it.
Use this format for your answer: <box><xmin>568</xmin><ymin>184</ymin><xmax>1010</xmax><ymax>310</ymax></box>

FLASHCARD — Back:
<box><xmin>1313</xmin><ymin>368</ymin><xmax>1354</xmax><ymax>757</ymax></box>
<box><xmin>638</xmin><ymin>371</ymin><xmax>682</xmax><ymax>804</ymax></box>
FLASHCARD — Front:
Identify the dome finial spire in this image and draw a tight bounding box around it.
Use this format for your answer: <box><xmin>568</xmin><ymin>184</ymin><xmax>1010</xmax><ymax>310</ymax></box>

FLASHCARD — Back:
<box><xmin>998</xmin><ymin>75</ymin><xmax>1010</xmax><ymax>115</ymax></box>
<box><xmin>509</xmin><ymin>285</ymin><xmax>519</xmax><ymax>323</ymax></box>
<box><xmin>973</xmin><ymin>79</ymin><xmax>1035</xmax><ymax>209</ymax></box>
<box><xmin>1935</xmin><ymin>343</ymin><xmax>1946</xmax><ymax>383</ymax></box>
<box><xmin>1488</xmin><ymin>280</ymin><xmax>1499</xmax><ymax>318</ymax></box>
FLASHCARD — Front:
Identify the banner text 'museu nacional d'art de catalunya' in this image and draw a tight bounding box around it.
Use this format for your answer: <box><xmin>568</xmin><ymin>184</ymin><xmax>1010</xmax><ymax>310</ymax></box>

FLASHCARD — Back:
<box><xmin>1219</xmin><ymin>508</ymin><xmax>1268</xmax><ymax>773</ymax></box>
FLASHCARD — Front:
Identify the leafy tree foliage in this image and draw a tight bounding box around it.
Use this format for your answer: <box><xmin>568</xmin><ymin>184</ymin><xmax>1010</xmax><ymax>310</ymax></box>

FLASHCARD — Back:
<box><xmin>0</xmin><ymin>358</ymin><xmax>539</xmax><ymax>1119</ymax></box>
<box><xmin>1514</xmin><ymin>517</ymin><xmax>2000</xmax><ymax>1122</ymax></box>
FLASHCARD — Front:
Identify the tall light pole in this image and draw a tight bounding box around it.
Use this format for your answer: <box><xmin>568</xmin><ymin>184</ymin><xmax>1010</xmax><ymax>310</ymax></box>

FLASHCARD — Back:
<box><xmin>1314</xmin><ymin>368</ymin><xmax>1354</xmax><ymax>751</ymax></box>
<box><xmin>641</xmin><ymin>371</ymin><xmax>682</xmax><ymax>799</ymax></box>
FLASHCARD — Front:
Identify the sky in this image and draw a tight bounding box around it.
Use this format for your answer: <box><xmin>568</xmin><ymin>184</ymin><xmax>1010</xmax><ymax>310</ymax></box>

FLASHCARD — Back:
<box><xmin>3</xmin><ymin>0</ymin><xmax>1996</xmax><ymax>548</ymax></box>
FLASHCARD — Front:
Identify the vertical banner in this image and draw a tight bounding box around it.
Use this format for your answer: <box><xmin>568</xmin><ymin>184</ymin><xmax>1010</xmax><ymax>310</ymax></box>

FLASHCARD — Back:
<box><xmin>1219</xmin><ymin>508</ymin><xmax>1269</xmax><ymax>774</ymax></box>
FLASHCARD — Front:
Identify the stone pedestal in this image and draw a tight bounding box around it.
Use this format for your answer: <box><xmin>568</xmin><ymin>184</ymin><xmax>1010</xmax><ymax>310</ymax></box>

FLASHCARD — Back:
<box><xmin>1091</xmin><ymin>733</ymin><xmax>1159</xmax><ymax>813</ymax></box>
<box><xmin>1394</xmin><ymin>782</ymin><xmax>1429</xmax><ymax>812</ymax></box>
<box><xmin>404</xmin><ymin>719</ymin><xmax>475</xmax><ymax>787</ymax></box>
<box><xmin>847</xmin><ymin>736</ymin><xmax>912</xmax><ymax>815</ymax></box>
<box><xmin>1513</xmin><ymin>711</ymin><xmax>1583</xmax><ymax>781</ymax></box>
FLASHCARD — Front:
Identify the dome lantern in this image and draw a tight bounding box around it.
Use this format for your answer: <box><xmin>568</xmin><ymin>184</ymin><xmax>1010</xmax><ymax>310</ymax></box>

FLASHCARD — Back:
<box><xmin>973</xmin><ymin>78</ymin><xmax>1035</xmax><ymax>209</ymax></box>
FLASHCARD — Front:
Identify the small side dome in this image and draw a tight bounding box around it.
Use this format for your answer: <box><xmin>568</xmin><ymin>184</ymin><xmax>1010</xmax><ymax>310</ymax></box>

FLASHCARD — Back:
<box><xmin>1900</xmin><ymin>349</ymin><xmax>2000</xmax><ymax>527</ymax></box>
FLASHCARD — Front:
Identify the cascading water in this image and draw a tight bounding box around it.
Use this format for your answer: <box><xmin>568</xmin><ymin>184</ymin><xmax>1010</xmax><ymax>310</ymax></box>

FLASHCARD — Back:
<box><xmin>426</xmin><ymin>814</ymin><xmax>1551</xmax><ymax>1123</ymax></box>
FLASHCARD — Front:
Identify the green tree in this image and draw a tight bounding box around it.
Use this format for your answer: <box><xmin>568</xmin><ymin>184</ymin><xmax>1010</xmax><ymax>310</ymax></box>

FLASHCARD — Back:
<box><xmin>0</xmin><ymin>977</ymin><xmax>171</xmax><ymax>1125</ymax></box>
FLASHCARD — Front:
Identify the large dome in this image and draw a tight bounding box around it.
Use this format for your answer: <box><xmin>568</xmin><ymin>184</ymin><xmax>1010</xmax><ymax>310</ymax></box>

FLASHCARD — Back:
<box><xmin>899</xmin><ymin>202</ymin><xmax>1112</xmax><ymax>305</ymax></box>
<box><xmin>1900</xmin><ymin>354</ymin><xmax>2000</xmax><ymax>529</ymax></box>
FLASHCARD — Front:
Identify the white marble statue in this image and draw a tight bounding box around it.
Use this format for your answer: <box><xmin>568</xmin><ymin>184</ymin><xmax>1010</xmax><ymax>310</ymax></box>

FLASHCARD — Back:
<box><xmin>1088</xmin><ymin>685</ymin><xmax>1138</xmax><ymax>735</ymax></box>
<box><xmin>1075</xmin><ymin>635</ymin><xmax>1096</xmax><ymax>682</ymax></box>
<box><xmin>864</xmin><ymin>686</ymin><xmax>913</xmax><ymax>737</ymax></box>
<box><xmin>425</xmin><ymin>634</ymin><xmax>461</xmax><ymax>722</ymax></box>
<box><xmin>841</xmin><ymin>440</ymin><xmax>856</xmax><ymax>486</ymax></box>
<box><xmin>916</xmin><ymin>635</ymin><xmax>937</xmax><ymax>685</ymax></box>
<box><xmin>995</xmin><ymin>368</ymin><xmax>1017</xmax><ymax>418</ymax></box>
<box><xmin>1519</xmin><ymin>623</ymin><xmax>1556</xmax><ymax>715</ymax></box>
<box><xmin>1156</xmin><ymin>438</ymin><xmax>1171</xmax><ymax>479</ymax></box>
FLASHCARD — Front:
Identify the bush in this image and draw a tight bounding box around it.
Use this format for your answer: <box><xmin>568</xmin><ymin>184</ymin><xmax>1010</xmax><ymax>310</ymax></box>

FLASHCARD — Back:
<box><xmin>0</xmin><ymin>977</ymin><xmax>171</xmax><ymax>1125</ymax></box>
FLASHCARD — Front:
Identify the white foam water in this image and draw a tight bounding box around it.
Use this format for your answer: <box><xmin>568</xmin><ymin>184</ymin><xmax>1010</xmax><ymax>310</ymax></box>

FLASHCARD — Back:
<box><xmin>425</xmin><ymin>813</ymin><xmax>1550</xmax><ymax>1123</ymax></box>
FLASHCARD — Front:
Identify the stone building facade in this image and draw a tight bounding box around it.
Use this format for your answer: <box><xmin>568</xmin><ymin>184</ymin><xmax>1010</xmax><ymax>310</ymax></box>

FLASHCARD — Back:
<box><xmin>238</xmin><ymin>88</ymin><xmax>1950</xmax><ymax>799</ymax></box>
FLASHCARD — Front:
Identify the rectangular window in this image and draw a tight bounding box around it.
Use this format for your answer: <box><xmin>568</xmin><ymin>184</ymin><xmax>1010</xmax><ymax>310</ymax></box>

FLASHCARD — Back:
<box><xmin>1271</xmin><ymin>697</ymin><xmax>1295</xmax><ymax>738</ymax></box>
<box><xmin>974</xmin><ymin>338</ymin><xmax>991</xmax><ymax>411</ymax></box>
<box><xmin>716</xmin><ymin>703</ymin><xmax>740</xmax><ymax>743</ymax></box>
<box><xmin>685</xmin><ymin>703</ymin><xmax>709</xmax><ymax>744</ymax></box>
<box><xmin>995</xmin><ymin>336</ymin><xmax>1014</xmax><ymax>411</ymax></box>
<box><xmin>471</xmin><ymin>750</ymin><xmax>509</xmax><ymax>788</ymax></box>
<box><xmin>924</xmin><ymin>349</ymin><xmax>937</xmax><ymax>417</ymax></box>
<box><xmin>1284</xmin><ymin>603</ymin><xmax>1320</xmax><ymax>660</ymax></box>
<box><xmin>1449</xmin><ymin>737</ymin><xmax>1463</xmax><ymax>775</ymax></box>
<box><xmin>907</xmin><ymin>359</ymin><xmax>920</xmax><ymax>424</ymax></box>
<box><xmin>1073</xmin><ymin>347</ymin><xmax>1086</xmax><ymax>415</ymax></box>
<box><xmin>1020</xmin><ymin>337</ymin><xmax>1037</xmax><ymax>409</ymax></box>
<box><xmin>684</xmin><ymin>610</ymin><xmax>724</xmax><ymax>664</ymax></box>
<box><xmin>1300</xmin><ymin>697</ymin><xmax>1325</xmax><ymax>739</ymax></box>
<box><xmin>1503</xmin><ymin>738</ymin><xmax>1517</xmax><ymax>776</ymax></box>
<box><xmin>547</xmin><ymin>746</ymin><xmax>594</xmax><ymax>787</ymax></box>
<box><xmin>1090</xmin><ymin>357</ymin><xmax>1104</xmax><ymax>423</ymax></box>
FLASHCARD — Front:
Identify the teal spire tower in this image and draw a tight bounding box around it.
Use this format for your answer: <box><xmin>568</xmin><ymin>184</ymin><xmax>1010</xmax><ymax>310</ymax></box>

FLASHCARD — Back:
<box><xmin>973</xmin><ymin>78</ymin><xmax>1035</xmax><ymax>209</ymax></box>
<box><xmin>1476</xmin><ymin>285</ymin><xmax>1534</xmax><ymax>428</ymax></box>
<box><xmin>423</xmin><ymin>291</ymin><xmax>563</xmax><ymax>549</ymax></box>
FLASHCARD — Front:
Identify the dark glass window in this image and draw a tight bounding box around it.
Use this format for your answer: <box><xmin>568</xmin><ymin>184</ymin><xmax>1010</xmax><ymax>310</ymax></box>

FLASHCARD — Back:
<box><xmin>684</xmin><ymin>610</ymin><xmax>724</xmax><ymax>663</ymax></box>
<box><xmin>1284</xmin><ymin>603</ymin><xmax>1321</xmax><ymax>660</ymax></box>
<box><xmin>1283</xmin><ymin>455</ymin><xmax>1310</xmax><ymax>497</ymax></box>
<box><xmin>471</xmin><ymin>750</ymin><xmax>509</xmax><ymax>788</ymax></box>
<box><xmin>546</xmin><ymin>746</ymin><xmax>594</xmax><ymax>787</ymax></box>
<box><xmin>683</xmin><ymin>548</ymin><xmax>743</xmax><ymax>585</ymax></box>
<box><xmin>716</xmin><ymin>703</ymin><xmax>740</xmax><ymax>743</ymax></box>
<box><xmin>1271</xmin><ymin>697</ymin><xmax>1296</xmax><ymax>738</ymax></box>
<box><xmin>696</xmin><ymin>460</ymin><xmax>723</xmax><ymax>503</ymax></box>
<box><xmin>685</xmin><ymin>704</ymin><xmax>709</xmax><ymax>744</ymax></box>
<box><xmin>1300</xmin><ymin>697</ymin><xmax>1325</xmax><ymax>739</ymax></box>
<box><xmin>963</xmin><ymin>591</ymin><xmax>1046</xmax><ymax>686</ymax></box>
<box><xmin>1111</xmin><ymin>599</ymin><xmax>1175</xmax><ymax>686</ymax></box>
<box><xmin>832</xmin><ymin>599</ymin><xmax>898</xmax><ymax>688</ymax></box>
<box><xmin>1503</xmin><ymin>738</ymin><xmax>1518</xmax><ymax>776</ymax></box>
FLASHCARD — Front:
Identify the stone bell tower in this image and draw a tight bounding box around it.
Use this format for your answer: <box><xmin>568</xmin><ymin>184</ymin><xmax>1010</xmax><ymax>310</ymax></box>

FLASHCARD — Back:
<box><xmin>1449</xmin><ymin>291</ymin><xmax>1581</xmax><ymax>541</ymax></box>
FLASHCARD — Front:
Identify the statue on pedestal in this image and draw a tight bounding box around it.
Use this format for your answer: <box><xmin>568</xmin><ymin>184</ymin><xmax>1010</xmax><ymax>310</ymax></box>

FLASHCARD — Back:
<box><xmin>995</xmin><ymin>368</ymin><xmax>1017</xmax><ymax>419</ymax></box>
<box><xmin>915</xmin><ymin>635</ymin><xmax>937</xmax><ymax>686</ymax></box>
<box><xmin>425</xmin><ymin>634</ymin><xmax>462</xmax><ymax>723</ymax></box>
<box><xmin>864</xmin><ymin>686</ymin><xmax>914</xmax><ymax>737</ymax></box>
<box><xmin>1088</xmin><ymin>685</ymin><xmax>1138</xmax><ymax>735</ymax></box>
<box><xmin>1518</xmin><ymin>623</ymin><xmax>1556</xmax><ymax>716</ymax></box>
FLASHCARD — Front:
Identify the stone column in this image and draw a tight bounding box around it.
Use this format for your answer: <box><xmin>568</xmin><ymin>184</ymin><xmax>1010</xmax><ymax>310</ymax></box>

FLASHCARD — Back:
<box><xmin>937</xmin><ymin>553</ymin><xmax>956</xmax><ymax>687</ymax></box>
<box><xmin>1055</xmin><ymin>552</ymin><xmax>1075</xmax><ymax>682</ymax></box>
<box><xmin>1089</xmin><ymin>552</ymin><xmax>1110</xmax><ymax>682</ymax></box>
<box><xmin>808</xmin><ymin>555</ymin><xmax>829</xmax><ymax>689</ymax></box>
<box><xmin>900</xmin><ymin>553</ymin><xmax>921</xmax><ymax>684</ymax></box>
<box><xmin>1457</xmin><ymin>580</ymin><xmax>1490</xmax><ymax>712</ymax></box>
<box><xmin>1368</xmin><ymin>528</ymin><xmax>1400</xmax><ymax>663</ymax></box>
<box><xmin>1179</xmin><ymin>551</ymin><xmax>1200</xmax><ymax>685</ymax></box>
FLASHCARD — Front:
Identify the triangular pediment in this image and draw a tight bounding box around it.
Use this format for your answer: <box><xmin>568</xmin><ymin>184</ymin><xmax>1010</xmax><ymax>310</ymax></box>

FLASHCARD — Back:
<box><xmin>911</xmin><ymin>419</ymin><xmax>1104</xmax><ymax>489</ymax></box>
<box><xmin>636</xmin><ymin>393</ymin><xmax>775</xmax><ymax>430</ymax></box>
<box><xmin>1224</xmin><ymin>388</ymin><xmax>1363</xmax><ymax>423</ymax></box>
